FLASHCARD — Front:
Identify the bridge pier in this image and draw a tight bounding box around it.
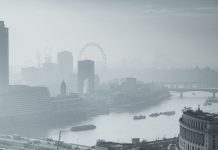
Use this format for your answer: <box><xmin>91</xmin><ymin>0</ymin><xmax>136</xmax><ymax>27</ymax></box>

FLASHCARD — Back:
<box><xmin>180</xmin><ymin>92</ymin><xmax>183</xmax><ymax>99</ymax></box>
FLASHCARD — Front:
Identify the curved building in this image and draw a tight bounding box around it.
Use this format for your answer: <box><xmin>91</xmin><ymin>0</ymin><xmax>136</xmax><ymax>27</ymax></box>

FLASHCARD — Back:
<box><xmin>179</xmin><ymin>108</ymin><xmax>218</xmax><ymax>150</ymax></box>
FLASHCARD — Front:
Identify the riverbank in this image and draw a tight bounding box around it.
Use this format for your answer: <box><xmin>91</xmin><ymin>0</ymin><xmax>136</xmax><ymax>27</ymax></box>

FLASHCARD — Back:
<box><xmin>48</xmin><ymin>92</ymin><xmax>215</xmax><ymax>146</ymax></box>
<box><xmin>0</xmin><ymin>86</ymin><xmax>170</xmax><ymax>139</ymax></box>
<box><xmin>0</xmin><ymin>92</ymin><xmax>215</xmax><ymax>146</ymax></box>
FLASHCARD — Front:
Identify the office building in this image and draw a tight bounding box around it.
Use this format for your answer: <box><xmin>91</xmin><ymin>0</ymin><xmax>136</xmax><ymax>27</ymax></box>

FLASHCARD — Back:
<box><xmin>57</xmin><ymin>51</ymin><xmax>73</xmax><ymax>79</ymax></box>
<box><xmin>0</xmin><ymin>21</ymin><xmax>9</xmax><ymax>92</ymax></box>
<box><xmin>78</xmin><ymin>60</ymin><xmax>95</xmax><ymax>94</ymax></box>
<box><xmin>179</xmin><ymin>108</ymin><xmax>218</xmax><ymax>150</ymax></box>
<box><xmin>0</xmin><ymin>85</ymin><xmax>51</xmax><ymax>117</ymax></box>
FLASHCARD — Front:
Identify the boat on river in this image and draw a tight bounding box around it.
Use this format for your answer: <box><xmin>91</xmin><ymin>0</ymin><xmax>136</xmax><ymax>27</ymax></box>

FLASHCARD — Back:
<box><xmin>149</xmin><ymin>113</ymin><xmax>160</xmax><ymax>117</ymax></box>
<box><xmin>161</xmin><ymin>111</ymin><xmax>176</xmax><ymax>116</ymax></box>
<box><xmin>149</xmin><ymin>111</ymin><xmax>175</xmax><ymax>117</ymax></box>
<box><xmin>133</xmin><ymin>115</ymin><xmax>146</xmax><ymax>120</ymax></box>
<box><xmin>71</xmin><ymin>124</ymin><xmax>96</xmax><ymax>132</ymax></box>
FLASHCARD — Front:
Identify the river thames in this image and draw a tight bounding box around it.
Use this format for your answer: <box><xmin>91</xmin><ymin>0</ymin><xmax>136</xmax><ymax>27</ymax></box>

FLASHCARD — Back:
<box><xmin>47</xmin><ymin>92</ymin><xmax>218</xmax><ymax>146</ymax></box>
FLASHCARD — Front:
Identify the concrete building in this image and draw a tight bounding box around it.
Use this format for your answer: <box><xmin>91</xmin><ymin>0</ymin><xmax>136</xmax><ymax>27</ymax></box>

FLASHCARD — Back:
<box><xmin>179</xmin><ymin>108</ymin><xmax>218</xmax><ymax>150</ymax></box>
<box><xmin>0</xmin><ymin>85</ymin><xmax>51</xmax><ymax>117</ymax></box>
<box><xmin>57</xmin><ymin>51</ymin><xmax>73</xmax><ymax>79</ymax></box>
<box><xmin>78</xmin><ymin>60</ymin><xmax>95</xmax><ymax>94</ymax></box>
<box><xmin>0</xmin><ymin>21</ymin><xmax>9</xmax><ymax>93</ymax></box>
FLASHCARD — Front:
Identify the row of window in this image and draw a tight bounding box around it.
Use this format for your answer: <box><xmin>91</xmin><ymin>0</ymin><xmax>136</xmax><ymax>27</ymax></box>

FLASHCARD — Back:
<box><xmin>180</xmin><ymin>126</ymin><xmax>205</xmax><ymax>146</ymax></box>
<box><xmin>182</xmin><ymin>116</ymin><xmax>207</xmax><ymax>131</ymax></box>
<box><xmin>179</xmin><ymin>139</ymin><xmax>201</xmax><ymax>150</ymax></box>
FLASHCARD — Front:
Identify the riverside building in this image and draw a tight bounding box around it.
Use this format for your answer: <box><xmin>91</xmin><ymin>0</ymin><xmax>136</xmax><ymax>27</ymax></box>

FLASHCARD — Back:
<box><xmin>179</xmin><ymin>108</ymin><xmax>218</xmax><ymax>150</ymax></box>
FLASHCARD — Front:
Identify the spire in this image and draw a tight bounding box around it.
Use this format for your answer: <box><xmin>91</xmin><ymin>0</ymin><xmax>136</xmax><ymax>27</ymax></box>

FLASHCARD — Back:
<box><xmin>198</xmin><ymin>104</ymin><xmax>201</xmax><ymax>111</ymax></box>
<box><xmin>60</xmin><ymin>80</ymin><xmax>66</xmax><ymax>96</ymax></box>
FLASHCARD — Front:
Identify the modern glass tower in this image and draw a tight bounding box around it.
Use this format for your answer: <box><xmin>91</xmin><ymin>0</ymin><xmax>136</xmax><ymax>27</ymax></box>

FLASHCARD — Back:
<box><xmin>0</xmin><ymin>21</ymin><xmax>9</xmax><ymax>92</ymax></box>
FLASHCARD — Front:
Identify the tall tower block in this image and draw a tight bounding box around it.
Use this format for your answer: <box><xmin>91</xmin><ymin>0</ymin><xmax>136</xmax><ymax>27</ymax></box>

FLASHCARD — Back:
<box><xmin>78</xmin><ymin>60</ymin><xmax>95</xmax><ymax>94</ymax></box>
<box><xmin>0</xmin><ymin>21</ymin><xmax>9</xmax><ymax>93</ymax></box>
<box><xmin>57</xmin><ymin>51</ymin><xmax>73</xmax><ymax>79</ymax></box>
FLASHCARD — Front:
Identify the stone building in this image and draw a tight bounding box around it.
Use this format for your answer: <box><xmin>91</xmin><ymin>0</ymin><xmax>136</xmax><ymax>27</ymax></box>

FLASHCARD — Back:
<box><xmin>179</xmin><ymin>108</ymin><xmax>218</xmax><ymax>150</ymax></box>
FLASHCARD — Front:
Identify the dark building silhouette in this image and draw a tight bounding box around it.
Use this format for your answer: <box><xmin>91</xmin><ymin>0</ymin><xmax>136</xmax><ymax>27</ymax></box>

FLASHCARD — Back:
<box><xmin>57</xmin><ymin>51</ymin><xmax>73</xmax><ymax>79</ymax></box>
<box><xmin>78</xmin><ymin>60</ymin><xmax>95</xmax><ymax>94</ymax></box>
<box><xmin>0</xmin><ymin>21</ymin><xmax>9</xmax><ymax>93</ymax></box>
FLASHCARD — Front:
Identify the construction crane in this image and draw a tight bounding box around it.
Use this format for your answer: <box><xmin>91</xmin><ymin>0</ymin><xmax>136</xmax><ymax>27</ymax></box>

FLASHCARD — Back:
<box><xmin>57</xmin><ymin>131</ymin><xmax>62</xmax><ymax>150</ymax></box>
<box><xmin>36</xmin><ymin>52</ymin><xmax>42</xmax><ymax>68</ymax></box>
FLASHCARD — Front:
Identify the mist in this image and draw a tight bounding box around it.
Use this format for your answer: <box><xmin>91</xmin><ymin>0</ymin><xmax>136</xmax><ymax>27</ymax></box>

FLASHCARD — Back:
<box><xmin>1</xmin><ymin>0</ymin><xmax>218</xmax><ymax>149</ymax></box>
<box><xmin>0</xmin><ymin>0</ymin><xmax>218</xmax><ymax>75</ymax></box>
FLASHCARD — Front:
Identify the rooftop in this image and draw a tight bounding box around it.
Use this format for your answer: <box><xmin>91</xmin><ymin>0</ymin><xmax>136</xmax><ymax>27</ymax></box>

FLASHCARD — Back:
<box><xmin>0</xmin><ymin>21</ymin><xmax>5</xmax><ymax>28</ymax></box>
<box><xmin>183</xmin><ymin>108</ymin><xmax>218</xmax><ymax>122</ymax></box>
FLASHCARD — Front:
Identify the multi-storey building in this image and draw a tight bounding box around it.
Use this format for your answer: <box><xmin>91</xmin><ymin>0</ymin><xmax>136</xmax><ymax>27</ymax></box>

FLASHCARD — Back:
<box><xmin>0</xmin><ymin>21</ymin><xmax>9</xmax><ymax>93</ymax></box>
<box><xmin>57</xmin><ymin>51</ymin><xmax>73</xmax><ymax>79</ymax></box>
<box><xmin>179</xmin><ymin>108</ymin><xmax>218</xmax><ymax>150</ymax></box>
<box><xmin>77</xmin><ymin>60</ymin><xmax>95</xmax><ymax>94</ymax></box>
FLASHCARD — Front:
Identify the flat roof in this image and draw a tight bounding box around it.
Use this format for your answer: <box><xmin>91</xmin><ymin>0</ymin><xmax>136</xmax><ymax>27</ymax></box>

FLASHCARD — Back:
<box><xmin>183</xmin><ymin>109</ymin><xmax>218</xmax><ymax>122</ymax></box>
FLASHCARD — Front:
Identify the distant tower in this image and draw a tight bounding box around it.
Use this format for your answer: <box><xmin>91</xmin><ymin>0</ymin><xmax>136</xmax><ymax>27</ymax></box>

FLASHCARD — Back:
<box><xmin>60</xmin><ymin>80</ymin><xmax>66</xmax><ymax>96</ymax></box>
<box><xmin>57</xmin><ymin>51</ymin><xmax>73</xmax><ymax>79</ymax></box>
<box><xmin>0</xmin><ymin>21</ymin><xmax>9</xmax><ymax>93</ymax></box>
<box><xmin>78</xmin><ymin>60</ymin><xmax>95</xmax><ymax>94</ymax></box>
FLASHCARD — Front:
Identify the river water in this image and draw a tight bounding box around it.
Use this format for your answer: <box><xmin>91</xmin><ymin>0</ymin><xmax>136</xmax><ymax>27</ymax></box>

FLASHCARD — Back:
<box><xmin>47</xmin><ymin>92</ymin><xmax>218</xmax><ymax>146</ymax></box>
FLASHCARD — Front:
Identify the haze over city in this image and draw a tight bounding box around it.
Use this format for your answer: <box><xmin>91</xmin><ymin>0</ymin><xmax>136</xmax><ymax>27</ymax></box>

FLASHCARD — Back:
<box><xmin>1</xmin><ymin>0</ymin><xmax>218</xmax><ymax>150</ymax></box>
<box><xmin>0</xmin><ymin>0</ymin><xmax>218</xmax><ymax>76</ymax></box>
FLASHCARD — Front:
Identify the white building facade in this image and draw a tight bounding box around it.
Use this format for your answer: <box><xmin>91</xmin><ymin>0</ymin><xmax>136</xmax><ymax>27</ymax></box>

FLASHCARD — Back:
<box><xmin>179</xmin><ymin>108</ymin><xmax>218</xmax><ymax>150</ymax></box>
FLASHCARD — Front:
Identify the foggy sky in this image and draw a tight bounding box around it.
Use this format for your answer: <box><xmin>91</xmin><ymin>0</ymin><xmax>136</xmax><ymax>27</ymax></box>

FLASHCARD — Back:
<box><xmin>0</xmin><ymin>0</ymin><xmax>218</xmax><ymax>73</ymax></box>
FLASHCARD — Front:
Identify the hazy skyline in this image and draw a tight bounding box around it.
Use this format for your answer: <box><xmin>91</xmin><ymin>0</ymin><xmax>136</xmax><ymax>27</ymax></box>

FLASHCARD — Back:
<box><xmin>0</xmin><ymin>0</ymin><xmax>218</xmax><ymax>73</ymax></box>
<box><xmin>1</xmin><ymin>1</ymin><xmax>218</xmax><ymax>147</ymax></box>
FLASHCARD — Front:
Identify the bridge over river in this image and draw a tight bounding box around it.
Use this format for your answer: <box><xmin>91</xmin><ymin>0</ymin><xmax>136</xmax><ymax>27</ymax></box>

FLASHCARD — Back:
<box><xmin>169</xmin><ymin>88</ymin><xmax>218</xmax><ymax>98</ymax></box>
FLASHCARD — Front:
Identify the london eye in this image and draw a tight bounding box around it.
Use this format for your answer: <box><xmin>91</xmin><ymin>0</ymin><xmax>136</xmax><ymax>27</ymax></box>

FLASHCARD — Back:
<box><xmin>78</xmin><ymin>42</ymin><xmax>107</xmax><ymax>73</ymax></box>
